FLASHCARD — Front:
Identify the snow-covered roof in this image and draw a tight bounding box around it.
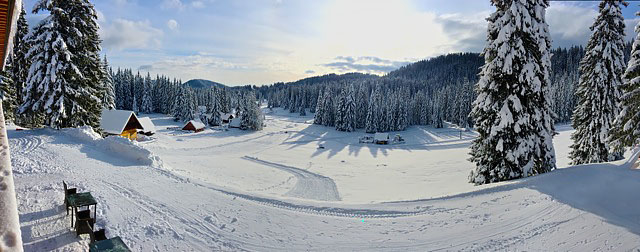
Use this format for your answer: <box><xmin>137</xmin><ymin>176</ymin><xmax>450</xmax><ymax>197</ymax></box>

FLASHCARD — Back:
<box><xmin>184</xmin><ymin>120</ymin><xmax>206</xmax><ymax>130</ymax></box>
<box><xmin>100</xmin><ymin>109</ymin><xmax>142</xmax><ymax>135</ymax></box>
<box><xmin>138</xmin><ymin>117</ymin><xmax>156</xmax><ymax>133</ymax></box>
<box><xmin>221</xmin><ymin>113</ymin><xmax>234</xmax><ymax>120</ymax></box>
<box><xmin>374</xmin><ymin>133</ymin><xmax>389</xmax><ymax>141</ymax></box>
<box><xmin>229</xmin><ymin>118</ymin><xmax>241</xmax><ymax>128</ymax></box>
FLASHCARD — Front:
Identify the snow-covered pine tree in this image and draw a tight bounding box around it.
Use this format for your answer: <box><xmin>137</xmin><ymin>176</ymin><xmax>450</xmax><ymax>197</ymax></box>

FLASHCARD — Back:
<box><xmin>207</xmin><ymin>89</ymin><xmax>222</xmax><ymax>126</ymax></box>
<box><xmin>469</xmin><ymin>0</ymin><xmax>556</xmax><ymax>185</ymax></box>
<box><xmin>101</xmin><ymin>56</ymin><xmax>116</xmax><ymax>110</ymax></box>
<box><xmin>322</xmin><ymin>88</ymin><xmax>335</xmax><ymax>127</ymax></box>
<box><xmin>335</xmin><ymin>85</ymin><xmax>347</xmax><ymax>131</ymax></box>
<box><xmin>140</xmin><ymin>89</ymin><xmax>153</xmax><ymax>114</ymax></box>
<box><xmin>355</xmin><ymin>83</ymin><xmax>368</xmax><ymax>129</ymax></box>
<box><xmin>21</xmin><ymin>0</ymin><xmax>103</xmax><ymax>128</ymax></box>
<box><xmin>10</xmin><ymin>5</ymin><xmax>28</xmax><ymax>111</ymax></box>
<box><xmin>365</xmin><ymin>86</ymin><xmax>380</xmax><ymax>133</ymax></box>
<box><xmin>610</xmin><ymin>11</ymin><xmax>640</xmax><ymax>151</ymax></box>
<box><xmin>570</xmin><ymin>0</ymin><xmax>627</xmax><ymax>164</ymax></box>
<box><xmin>0</xmin><ymin>71</ymin><xmax>16</xmax><ymax>122</ymax></box>
<box><xmin>344</xmin><ymin>84</ymin><xmax>356</xmax><ymax>132</ymax></box>
<box><xmin>240</xmin><ymin>92</ymin><xmax>263</xmax><ymax>130</ymax></box>
<box><xmin>314</xmin><ymin>88</ymin><xmax>325</xmax><ymax>125</ymax></box>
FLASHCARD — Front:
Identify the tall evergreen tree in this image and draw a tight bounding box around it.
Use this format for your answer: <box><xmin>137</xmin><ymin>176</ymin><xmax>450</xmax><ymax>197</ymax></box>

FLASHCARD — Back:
<box><xmin>172</xmin><ymin>87</ymin><xmax>195</xmax><ymax>122</ymax></box>
<box><xmin>20</xmin><ymin>0</ymin><xmax>103</xmax><ymax>128</ymax></box>
<box><xmin>365</xmin><ymin>86</ymin><xmax>381</xmax><ymax>133</ymax></box>
<box><xmin>469</xmin><ymin>0</ymin><xmax>556</xmax><ymax>185</ymax></box>
<box><xmin>0</xmin><ymin>71</ymin><xmax>16</xmax><ymax>122</ymax></box>
<box><xmin>240</xmin><ymin>92</ymin><xmax>263</xmax><ymax>130</ymax></box>
<box><xmin>314</xmin><ymin>88</ymin><xmax>325</xmax><ymax>125</ymax></box>
<box><xmin>610</xmin><ymin>13</ymin><xmax>640</xmax><ymax>151</ymax></box>
<box><xmin>570</xmin><ymin>0</ymin><xmax>627</xmax><ymax>164</ymax></box>
<box><xmin>10</xmin><ymin>5</ymin><xmax>28</xmax><ymax>112</ymax></box>
<box><xmin>101</xmin><ymin>56</ymin><xmax>116</xmax><ymax>110</ymax></box>
<box><xmin>207</xmin><ymin>89</ymin><xmax>222</xmax><ymax>126</ymax></box>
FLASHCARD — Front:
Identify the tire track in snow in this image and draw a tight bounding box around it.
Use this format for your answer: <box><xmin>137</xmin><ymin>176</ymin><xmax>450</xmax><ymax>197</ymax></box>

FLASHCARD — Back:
<box><xmin>242</xmin><ymin>156</ymin><xmax>341</xmax><ymax>201</ymax></box>
<box><xmin>9</xmin><ymin>135</ymin><xmax>44</xmax><ymax>154</ymax></box>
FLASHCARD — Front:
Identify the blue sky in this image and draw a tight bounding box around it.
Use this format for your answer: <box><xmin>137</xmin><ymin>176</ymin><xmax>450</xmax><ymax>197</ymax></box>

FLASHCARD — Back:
<box><xmin>21</xmin><ymin>0</ymin><xmax>640</xmax><ymax>86</ymax></box>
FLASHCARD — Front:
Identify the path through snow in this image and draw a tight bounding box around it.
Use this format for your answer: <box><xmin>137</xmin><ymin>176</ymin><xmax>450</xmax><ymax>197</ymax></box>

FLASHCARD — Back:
<box><xmin>242</xmin><ymin>156</ymin><xmax>341</xmax><ymax>201</ymax></box>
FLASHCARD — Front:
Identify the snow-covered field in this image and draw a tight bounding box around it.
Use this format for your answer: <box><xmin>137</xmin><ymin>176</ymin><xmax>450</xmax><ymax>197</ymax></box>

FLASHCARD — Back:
<box><xmin>10</xmin><ymin>109</ymin><xmax>640</xmax><ymax>251</ymax></box>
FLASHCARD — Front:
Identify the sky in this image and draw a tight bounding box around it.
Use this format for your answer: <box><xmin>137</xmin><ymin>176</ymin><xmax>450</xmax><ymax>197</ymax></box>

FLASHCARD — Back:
<box><xmin>21</xmin><ymin>0</ymin><xmax>640</xmax><ymax>86</ymax></box>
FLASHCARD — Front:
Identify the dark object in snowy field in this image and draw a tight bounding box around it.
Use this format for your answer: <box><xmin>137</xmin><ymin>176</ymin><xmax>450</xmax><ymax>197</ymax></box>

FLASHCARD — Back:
<box><xmin>75</xmin><ymin>213</ymin><xmax>95</xmax><ymax>237</ymax></box>
<box><xmin>89</xmin><ymin>236</ymin><xmax>132</xmax><ymax>252</ymax></box>
<box><xmin>318</xmin><ymin>144</ymin><xmax>325</xmax><ymax>149</ymax></box>
<box><xmin>63</xmin><ymin>181</ymin><xmax>77</xmax><ymax>215</ymax></box>
<box><xmin>15</xmin><ymin>128</ymin><xmax>23</xmax><ymax>131</ymax></box>
<box><xmin>394</xmin><ymin>134</ymin><xmax>405</xmax><ymax>144</ymax></box>
<box><xmin>90</xmin><ymin>228</ymin><xmax>107</xmax><ymax>244</ymax></box>
<box><xmin>67</xmin><ymin>192</ymin><xmax>98</xmax><ymax>228</ymax></box>
<box><xmin>359</xmin><ymin>136</ymin><xmax>373</xmax><ymax>143</ymax></box>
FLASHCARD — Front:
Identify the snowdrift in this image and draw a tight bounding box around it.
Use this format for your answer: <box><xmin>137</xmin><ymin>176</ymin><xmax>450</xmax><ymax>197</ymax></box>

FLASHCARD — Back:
<box><xmin>62</xmin><ymin>126</ymin><xmax>163</xmax><ymax>167</ymax></box>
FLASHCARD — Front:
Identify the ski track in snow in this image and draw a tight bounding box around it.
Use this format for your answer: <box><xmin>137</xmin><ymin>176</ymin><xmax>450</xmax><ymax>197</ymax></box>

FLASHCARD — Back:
<box><xmin>242</xmin><ymin>156</ymin><xmax>341</xmax><ymax>201</ymax></box>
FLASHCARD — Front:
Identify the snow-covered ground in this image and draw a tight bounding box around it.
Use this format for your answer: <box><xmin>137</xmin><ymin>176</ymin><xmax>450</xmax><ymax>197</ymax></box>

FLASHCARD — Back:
<box><xmin>10</xmin><ymin>109</ymin><xmax>640</xmax><ymax>251</ymax></box>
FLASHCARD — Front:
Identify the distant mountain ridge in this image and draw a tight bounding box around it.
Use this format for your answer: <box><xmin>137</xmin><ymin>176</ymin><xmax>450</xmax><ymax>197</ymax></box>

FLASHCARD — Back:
<box><xmin>183</xmin><ymin>79</ymin><xmax>226</xmax><ymax>89</ymax></box>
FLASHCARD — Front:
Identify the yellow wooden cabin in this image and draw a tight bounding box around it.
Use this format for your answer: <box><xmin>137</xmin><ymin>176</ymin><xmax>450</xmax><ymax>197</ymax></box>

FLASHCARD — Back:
<box><xmin>99</xmin><ymin>109</ymin><xmax>144</xmax><ymax>140</ymax></box>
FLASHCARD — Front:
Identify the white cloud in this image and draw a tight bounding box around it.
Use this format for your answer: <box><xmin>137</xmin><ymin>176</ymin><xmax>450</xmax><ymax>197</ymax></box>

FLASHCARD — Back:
<box><xmin>100</xmin><ymin>19</ymin><xmax>163</xmax><ymax>50</ymax></box>
<box><xmin>546</xmin><ymin>3</ymin><xmax>598</xmax><ymax>48</ymax></box>
<box><xmin>434</xmin><ymin>12</ymin><xmax>488</xmax><ymax>53</ymax></box>
<box><xmin>191</xmin><ymin>1</ymin><xmax>205</xmax><ymax>8</ymax></box>
<box><xmin>167</xmin><ymin>19</ymin><xmax>179</xmax><ymax>31</ymax></box>
<box><xmin>162</xmin><ymin>0</ymin><xmax>184</xmax><ymax>10</ymax></box>
<box><xmin>322</xmin><ymin>56</ymin><xmax>410</xmax><ymax>74</ymax></box>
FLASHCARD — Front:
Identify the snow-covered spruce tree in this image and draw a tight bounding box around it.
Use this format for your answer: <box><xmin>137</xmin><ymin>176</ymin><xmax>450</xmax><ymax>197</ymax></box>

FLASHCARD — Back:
<box><xmin>469</xmin><ymin>0</ymin><xmax>556</xmax><ymax>185</ymax></box>
<box><xmin>101</xmin><ymin>56</ymin><xmax>116</xmax><ymax>110</ymax></box>
<box><xmin>172</xmin><ymin>87</ymin><xmax>195</xmax><ymax>122</ymax></box>
<box><xmin>570</xmin><ymin>0</ymin><xmax>627</xmax><ymax>164</ymax></box>
<box><xmin>140</xmin><ymin>89</ymin><xmax>153</xmax><ymax>113</ymax></box>
<box><xmin>0</xmin><ymin>71</ymin><xmax>16</xmax><ymax>122</ymax></box>
<box><xmin>314</xmin><ymin>88</ymin><xmax>325</xmax><ymax>125</ymax></box>
<box><xmin>365</xmin><ymin>86</ymin><xmax>381</xmax><ymax>133</ymax></box>
<box><xmin>240</xmin><ymin>93</ymin><xmax>264</xmax><ymax>130</ymax></box>
<box><xmin>207</xmin><ymin>89</ymin><xmax>222</xmax><ymax>126</ymax></box>
<box><xmin>355</xmin><ymin>84</ymin><xmax>368</xmax><ymax>129</ymax></box>
<box><xmin>335</xmin><ymin>84</ymin><xmax>356</xmax><ymax>132</ymax></box>
<box><xmin>20</xmin><ymin>0</ymin><xmax>103</xmax><ymax>128</ymax></box>
<box><xmin>610</xmin><ymin>12</ymin><xmax>640</xmax><ymax>151</ymax></box>
<box><xmin>10</xmin><ymin>5</ymin><xmax>28</xmax><ymax>112</ymax></box>
<box><xmin>321</xmin><ymin>88</ymin><xmax>335</xmax><ymax>127</ymax></box>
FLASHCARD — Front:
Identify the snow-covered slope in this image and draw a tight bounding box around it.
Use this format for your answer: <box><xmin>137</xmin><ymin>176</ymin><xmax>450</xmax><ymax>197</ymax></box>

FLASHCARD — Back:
<box><xmin>9</xmin><ymin>110</ymin><xmax>640</xmax><ymax>251</ymax></box>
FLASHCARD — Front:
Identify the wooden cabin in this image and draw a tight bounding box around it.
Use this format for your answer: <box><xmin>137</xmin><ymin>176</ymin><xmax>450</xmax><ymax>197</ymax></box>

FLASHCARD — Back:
<box><xmin>99</xmin><ymin>109</ymin><xmax>144</xmax><ymax>140</ymax></box>
<box><xmin>182</xmin><ymin>120</ymin><xmax>206</xmax><ymax>132</ymax></box>
<box><xmin>374</xmin><ymin>133</ymin><xmax>390</xmax><ymax>145</ymax></box>
<box><xmin>221</xmin><ymin>113</ymin><xmax>235</xmax><ymax>124</ymax></box>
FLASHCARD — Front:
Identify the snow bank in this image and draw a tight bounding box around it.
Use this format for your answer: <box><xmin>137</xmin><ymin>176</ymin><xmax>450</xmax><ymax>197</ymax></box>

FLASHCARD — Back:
<box><xmin>102</xmin><ymin>136</ymin><xmax>163</xmax><ymax>167</ymax></box>
<box><xmin>61</xmin><ymin>126</ymin><xmax>163</xmax><ymax>168</ymax></box>
<box><xmin>62</xmin><ymin>126</ymin><xmax>102</xmax><ymax>142</ymax></box>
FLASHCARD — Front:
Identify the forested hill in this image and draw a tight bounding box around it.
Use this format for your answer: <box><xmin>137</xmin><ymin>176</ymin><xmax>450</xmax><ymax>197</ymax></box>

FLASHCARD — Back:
<box><xmin>183</xmin><ymin>79</ymin><xmax>227</xmax><ymax>89</ymax></box>
<box><xmin>260</xmin><ymin>44</ymin><xmax>629</xmax><ymax>134</ymax></box>
<box><xmin>386</xmin><ymin>53</ymin><xmax>484</xmax><ymax>85</ymax></box>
